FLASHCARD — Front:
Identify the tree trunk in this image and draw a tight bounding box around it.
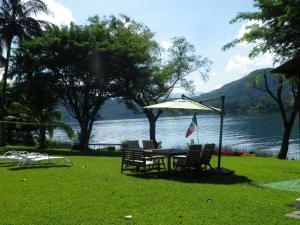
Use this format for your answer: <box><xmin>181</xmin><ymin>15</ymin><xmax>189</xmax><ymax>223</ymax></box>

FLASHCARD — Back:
<box><xmin>277</xmin><ymin>124</ymin><xmax>293</xmax><ymax>159</ymax></box>
<box><xmin>146</xmin><ymin>113</ymin><xmax>158</xmax><ymax>147</ymax></box>
<box><xmin>2</xmin><ymin>39</ymin><xmax>12</xmax><ymax>103</ymax></box>
<box><xmin>78</xmin><ymin>122</ymin><xmax>93</xmax><ymax>152</ymax></box>
<box><xmin>0</xmin><ymin>38</ymin><xmax>12</xmax><ymax>146</ymax></box>
<box><xmin>39</xmin><ymin>126</ymin><xmax>47</xmax><ymax>149</ymax></box>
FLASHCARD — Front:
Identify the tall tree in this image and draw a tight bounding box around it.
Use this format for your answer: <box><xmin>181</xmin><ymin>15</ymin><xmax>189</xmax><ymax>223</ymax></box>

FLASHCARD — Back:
<box><xmin>54</xmin><ymin>22</ymin><xmax>114</xmax><ymax>151</ymax></box>
<box><xmin>10</xmin><ymin>43</ymin><xmax>74</xmax><ymax>148</ymax></box>
<box><xmin>0</xmin><ymin>45</ymin><xmax>5</xmax><ymax>67</ymax></box>
<box><xmin>14</xmin><ymin>20</ymin><xmax>115</xmax><ymax>151</ymax></box>
<box><xmin>224</xmin><ymin>0</ymin><xmax>300</xmax><ymax>159</ymax></box>
<box><xmin>108</xmin><ymin>17</ymin><xmax>211</xmax><ymax>145</ymax></box>
<box><xmin>251</xmin><ymin>70</ymin><xmax>299</xmax><ymax>159</ymax></box>
<box><xmin>223</xmin><ymin>0</ymin><xmax>300</xmax><ymax>61</ymax></box>
<box><xmin>0</xmin><ymin>0</ymin><xmax>48</xmax><ymax>144</ymax></box>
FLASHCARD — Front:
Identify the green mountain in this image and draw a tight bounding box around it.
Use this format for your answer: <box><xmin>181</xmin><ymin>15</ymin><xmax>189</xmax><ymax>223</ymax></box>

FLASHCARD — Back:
<box><xmin>196</xmin><ymin>68</ymin><xmax>288</xmax><ymax>112</ymax></box>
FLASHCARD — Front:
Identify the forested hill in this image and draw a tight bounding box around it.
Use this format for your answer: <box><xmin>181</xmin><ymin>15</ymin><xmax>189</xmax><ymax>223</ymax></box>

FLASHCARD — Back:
<box><xmin>196</xmin><ymin>68</ymin><xmax>288</xmax><ymax>112</ymax></box>
<box><xmin>60</xmin><ymin>68</ymin><xmax>289</xmax><ymax>121</ymax></box>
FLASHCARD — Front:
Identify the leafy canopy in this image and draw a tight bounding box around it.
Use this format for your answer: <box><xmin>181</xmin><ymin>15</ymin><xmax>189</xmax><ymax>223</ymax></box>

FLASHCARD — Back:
<box><xmin>223</xmin><ymin>0</ymin><xmax>300</xmax><ymax>61</ymax></box>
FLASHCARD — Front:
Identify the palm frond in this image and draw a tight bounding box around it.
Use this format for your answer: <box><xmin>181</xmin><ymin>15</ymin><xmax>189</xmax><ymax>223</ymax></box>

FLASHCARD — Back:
<box><xmin>23</xmin><ymin>0</ymin><xmax>48</xmax><ymax>16</ymax></box>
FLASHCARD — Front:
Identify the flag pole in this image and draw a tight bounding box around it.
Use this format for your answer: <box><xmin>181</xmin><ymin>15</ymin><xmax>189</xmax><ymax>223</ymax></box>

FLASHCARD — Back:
<box><xmin>196</xmin><ymin>112</ymin><xmax>199</xmax><ymax>144</ymax></box>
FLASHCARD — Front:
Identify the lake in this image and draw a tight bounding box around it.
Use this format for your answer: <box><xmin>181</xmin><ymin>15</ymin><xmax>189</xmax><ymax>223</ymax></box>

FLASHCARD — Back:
<box><xmin>54</xmin><ymin>113</ymin><xmax>300</xmax><ymax>159</ymax></box>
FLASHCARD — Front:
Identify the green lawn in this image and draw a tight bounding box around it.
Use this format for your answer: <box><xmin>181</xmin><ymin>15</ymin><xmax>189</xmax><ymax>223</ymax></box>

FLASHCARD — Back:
<box><xmin>1</xmin><ymin>148</ymin><xmax>300</xmax><ymax>225</ymax></box>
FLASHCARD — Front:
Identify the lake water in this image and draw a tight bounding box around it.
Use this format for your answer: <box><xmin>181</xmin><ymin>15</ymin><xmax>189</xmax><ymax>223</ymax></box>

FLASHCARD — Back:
<box><xmin>54</xmin><ymin>113</ymin><xmax>300</xmax><ymax>159</ymax></box>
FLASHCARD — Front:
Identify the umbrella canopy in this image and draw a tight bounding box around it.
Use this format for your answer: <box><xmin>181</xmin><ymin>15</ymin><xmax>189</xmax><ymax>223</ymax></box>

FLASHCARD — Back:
<box><xmin>144</xmin><ymin>99</ymin><xmax>221</xmax><ymax>112</ymax></box>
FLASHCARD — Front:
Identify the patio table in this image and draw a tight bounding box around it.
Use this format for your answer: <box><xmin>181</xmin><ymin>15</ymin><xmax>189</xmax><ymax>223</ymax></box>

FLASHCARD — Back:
<box><xmin>145</xmin><ymin>149</ymin><xmax>187</xmax><ymax>173</ymax></box>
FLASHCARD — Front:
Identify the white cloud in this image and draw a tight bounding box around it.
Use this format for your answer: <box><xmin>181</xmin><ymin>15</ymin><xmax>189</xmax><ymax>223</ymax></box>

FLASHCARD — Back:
<box><xmin>160</xmin><ymin>40</ymin><xmax>172</xmax><ymax>50</ymax></box>
<box><xmin>208</xmin><ymin>71</ymin><xmax>216</xmax><ymax>78</ymax></box>
<box><xmin>237</xmin><ymin>20</ymin><xmax>262</xmax><ymax>39</ymax></box>
<box><xmin>236</xmin><ymin>20</ymin><xmax>263</xmax><ymax>47</ymax></box>
<box><xmin>224</xmin><ymin>20</ymin><xmax>276</xmax><ymax>75</ymax></box>
<box><xmin>36</xmin><ymin>0</ymin><xmax>75</xmax><ymax>26</ymax></box>
<box><xmin>225</xmin><ymin>53</ymin><xmax>274</xmax><ymax>74</ymax></box>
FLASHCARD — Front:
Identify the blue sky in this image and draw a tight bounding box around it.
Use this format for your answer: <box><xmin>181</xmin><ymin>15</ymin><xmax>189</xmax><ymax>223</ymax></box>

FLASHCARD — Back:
<box><xmin>43</xmin><ymin>0</ymin><xmax>274</xmax><ymax>93</ymax></box>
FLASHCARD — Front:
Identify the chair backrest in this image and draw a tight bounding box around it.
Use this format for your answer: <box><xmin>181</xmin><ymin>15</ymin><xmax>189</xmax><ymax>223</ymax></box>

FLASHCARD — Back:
<box><xmin>122</xmin><ymin>149</ymin><xmax>134</xmax><ymax>163</ymax></box>
<box><xmin>186</xmin><ymin>145</ymin><xmax>202</xmax><ymax>167</ymax></box>
<box><xmin>127</xmin><ymin>140</ymin><xmax>141</xmax><ymax>150</ymax></box>
<box><xmin>122</xmin><ymin>149</ymin><xmax>147</xmax><ymax>166</ymax></box>
<box><xmin>142</xmin><ymin>140</ymin><xmax>155</xmax><ymax>150</ymax></box>
<box><xmin>189</xmin><ymin>144</ymin><xmax>202</xmax><ymax>150</ymax></box>
<box><xmin>200</xmin><ymin>144</ymin><xmax>215</xmax><ymax>164</ymax></box>
<box><xmin>133</xmin><ymin>150</ymin><xmax>146</xmax><ymax>162</ymax></box>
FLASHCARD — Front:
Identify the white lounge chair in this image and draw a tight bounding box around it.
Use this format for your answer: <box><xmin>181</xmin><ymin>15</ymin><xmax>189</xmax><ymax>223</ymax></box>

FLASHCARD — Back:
<box><xmin>0</xmin><ymin>151</ymin><xmax>72</xmax><ymax>167</ymax></box>
<box><xmin>15</xmin><ymin>152</ymin><xmax>72</xmax><ymax>167</ymax></box>
<box><xmin>0</xmin><ymin>151</ymin><xmax>25</xmax><ymax>163</ymax></box>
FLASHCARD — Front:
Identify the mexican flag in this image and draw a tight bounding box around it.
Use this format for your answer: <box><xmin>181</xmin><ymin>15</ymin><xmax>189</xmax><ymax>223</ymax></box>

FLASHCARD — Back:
<box><xmin>185</xmin><ymin>113</ymin><xmax>198</xmax><ymax>138</ymax></box>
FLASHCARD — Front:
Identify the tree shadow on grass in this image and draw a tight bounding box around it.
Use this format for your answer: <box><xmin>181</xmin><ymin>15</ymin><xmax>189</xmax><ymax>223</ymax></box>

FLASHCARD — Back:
<box><xmin>0</xmin><ymin>162</ymin><xmax>18</xmax><ymax>168</ymax></box>
<box><xmin>9</xmin><ymin>164</ymin><xmax>72</xmax><ymax>171</ymax></box>
<box><xmin>125</xmin><ymin>170</ymin><xmax>252</xmax><ymax>185</ymax></box>
<box><xmin>1</xmin><ymin>148</ymin><xmax>122</xmax><ymax>157</ymax></box>
<box><xmin>36</xmin><ymin>149</ymin><xmax>122</xmax><ymax>157</ymax></box>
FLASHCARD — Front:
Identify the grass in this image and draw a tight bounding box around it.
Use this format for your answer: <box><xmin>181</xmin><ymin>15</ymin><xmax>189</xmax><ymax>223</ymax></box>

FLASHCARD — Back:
<box><xmin>1</xmin><ymin>147</ymin><xmax>300</xmax><ymax>225</ymax></box>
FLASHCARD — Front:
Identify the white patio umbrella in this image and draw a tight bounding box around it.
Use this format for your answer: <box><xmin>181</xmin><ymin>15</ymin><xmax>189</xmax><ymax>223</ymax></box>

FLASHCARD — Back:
<box><xmin>144</xmin><ymin>96</ymin><xmax>233</xmax><ymax>175</ymax></box>
<box><xmin>144</xmin><ymin>99</ymin><xmax>221</xmax><ymax>111</ymax></box>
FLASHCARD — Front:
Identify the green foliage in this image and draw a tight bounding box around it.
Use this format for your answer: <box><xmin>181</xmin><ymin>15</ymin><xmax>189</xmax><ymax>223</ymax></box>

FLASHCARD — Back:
<box><xmin>0</xmin><ymin>0</ymin><xmax>49</xmax><ymax>119</ymax></box>
<box><xmin>0</xmin><ymin>0</ymin><xmax>48</xmax><ymax>43</ymax></box>
<box><xmin>223</xmin><ymin>0</ymin><xmax>300</xmax><ymax>61</ymax></box>
<box><xmin>9</xmin><ymin>44</ymin><xmax>74</xmax><ymax>148</ymax></box>
<box><xmin>0</xmin><ymin>152</ymin><xmax>300</xmax><ymax>224</ymax></box>
<box><xmin>11</xmin><ymin>17</ymin><xmax>131</xmax><ymax>151</ymax></box>
<box><xmin>224</xmin><ymin>1</ymin><xmax>300</xmax><ymax>158</ymax></box>
<box><xmin>108</xmin><ymin>16</ymin><xmax>211</xmax><ymax>142</ymax></box>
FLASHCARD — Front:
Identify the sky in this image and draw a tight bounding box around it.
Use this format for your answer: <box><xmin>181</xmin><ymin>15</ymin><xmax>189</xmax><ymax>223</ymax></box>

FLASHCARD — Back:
<box><xmin>41</xmin><ymin>0</ymin><xmax>275</xmax><ymax>93</ymax></box>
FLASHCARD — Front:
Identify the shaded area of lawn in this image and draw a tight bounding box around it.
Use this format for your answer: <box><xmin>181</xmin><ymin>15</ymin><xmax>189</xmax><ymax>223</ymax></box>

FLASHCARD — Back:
<box><xmin>127</xmin><ymin>170</ymin><xmax>252</xmax><ymax>185</ymax></box>
<box><xmin>1</xmin><ymin>148</ymin><xmax>300</xmax><ymax>225</ymax></box>
<box><xmin>0</xmin><ymin>145</ymin><xmax>122</xmax><ymax>157</ymax></box>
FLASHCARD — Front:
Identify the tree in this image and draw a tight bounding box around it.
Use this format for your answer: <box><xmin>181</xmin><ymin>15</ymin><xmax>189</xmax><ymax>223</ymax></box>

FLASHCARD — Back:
<box><xmin>0</xmin><ymin>0</ymin><xmax>48</xmax><ymax>144</ymax></box>
<box><xmin>0</xmin><ymin>45</ymin><xmax>5</xmax><ymax>67</ymax></box>
<box><xmin>55</xmin><ymin>22</ymin><xmax>115</xmax><ymax>151</ymax></box>
<box><xmin>224</xmin><ymin>0</ymin><xmax>300</xmax><ymax>159</ymax></box>
<box><xmin>7</xmin><ymin>102</ymin><xmax>74</xmax><ymax>148</ymax></box>
<box><xmin>251</xmin><ymin>70</ymin><xmax>299</xmax><ymax>159</ymax></box>
<box><xmin>109</xmin><ymin>17</ymin><xmax>211</xmax><ymax>145</ymax></box>
<box><xmin>16</xmin><ymin>20</ymin><xmax>115</xmax><ymax>151</ymax></box>
<box><xmin>223</xmin><ymin>0</ymin><xmax>300</xmax><ymax>61</ymax></box>
<box><xmin>10</xmin><ymin>45</ymin><xmax>74</xmax><ymax>148</ymax></box>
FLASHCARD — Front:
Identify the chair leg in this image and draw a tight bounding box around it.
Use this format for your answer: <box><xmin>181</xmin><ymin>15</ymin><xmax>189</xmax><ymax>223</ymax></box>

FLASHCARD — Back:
<box><xmin>161</xmin><ymin>159</ymin><xmax>166</xmax><ymax>168</ymax></box>
<box><xmin>158</xmin><ymin>161</ymin><xmax>161</xmax><ymax>173</ymax></box>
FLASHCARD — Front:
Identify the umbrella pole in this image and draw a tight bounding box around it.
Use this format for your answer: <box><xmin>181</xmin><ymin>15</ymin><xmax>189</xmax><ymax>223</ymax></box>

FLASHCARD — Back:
<box><xmin>214</xmin><ymin>96</ymin><xmax>234</xmax><ymax>174</ymax></box>
<box><xmin>217</xmin><ymin>96</ymin><xmax>225</xmax><ymax>169</ymax></box>
<box><xmin>181</xmin><ymin>94</ymin><xmax>233</xmax><ymax>174</ymax></box>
